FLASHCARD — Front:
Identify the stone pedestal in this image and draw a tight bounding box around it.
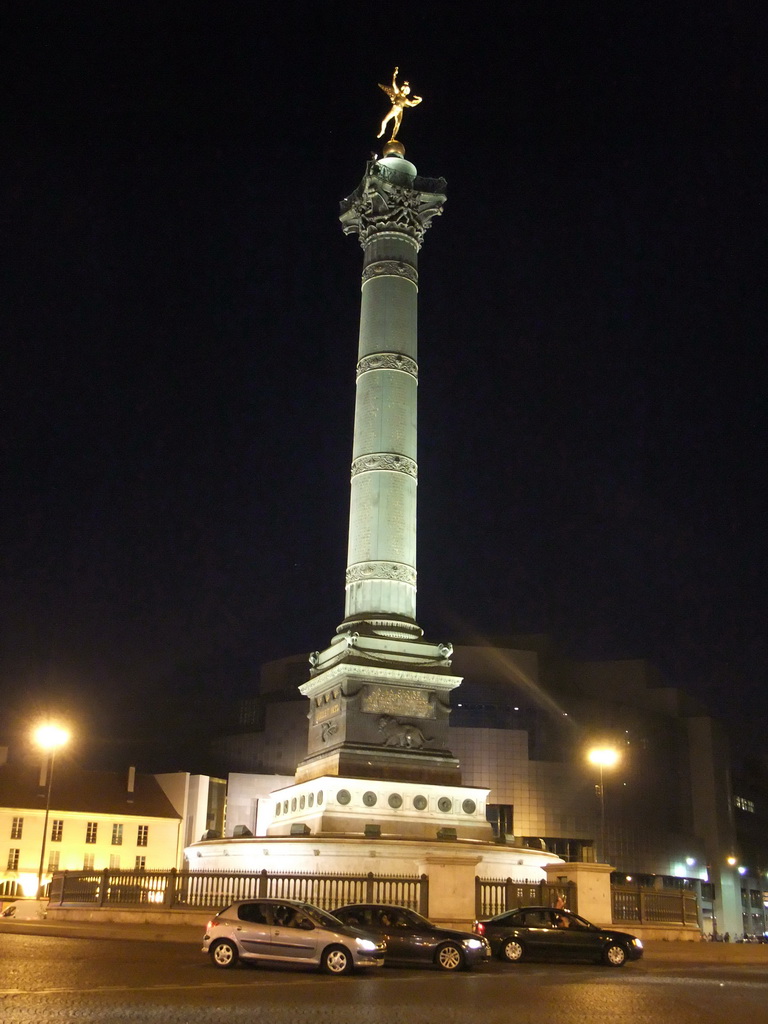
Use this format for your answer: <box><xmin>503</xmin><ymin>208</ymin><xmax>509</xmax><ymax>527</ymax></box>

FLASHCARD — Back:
<box><xmin>296</xmin><ymin>659</ymin><xmax>462</xmax><ymax>787</ymax></box>
<box><xmin>545</xmin><ymin>861</ymin><xmax>614</xmax><ymax>926</ymax></box>
<box><xmin>421</xmin><ymin>853</ymin><xmax>483</xmax><ymax>929</ymax></box>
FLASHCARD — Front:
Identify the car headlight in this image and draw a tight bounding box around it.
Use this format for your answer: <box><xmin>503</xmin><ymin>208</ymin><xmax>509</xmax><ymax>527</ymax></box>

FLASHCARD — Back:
<box><xmin>463</xmin><ymin>938</ymin><xmax>483</xmax><ymax>949</ymax></box>
<box><xmin>633</xmin><ymin>939</ymin><xmax>643</xmax><ymax>949</ymax></box>
<box><xmin>356</xmin><ymin>938</ymin><xmax>378</xmax><ymax>952</ymax></box>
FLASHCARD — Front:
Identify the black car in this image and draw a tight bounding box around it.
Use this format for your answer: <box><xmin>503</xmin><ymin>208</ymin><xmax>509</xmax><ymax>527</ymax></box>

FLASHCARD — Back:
<box><xmin>474</xmin><ymin>906</ymin><xmax>643</xmax><ymax>967</ymax></box>
<box><xmin>333</xmin><ymin>903</ymin><xmax>490</xmax><ymax>971</ymax></box>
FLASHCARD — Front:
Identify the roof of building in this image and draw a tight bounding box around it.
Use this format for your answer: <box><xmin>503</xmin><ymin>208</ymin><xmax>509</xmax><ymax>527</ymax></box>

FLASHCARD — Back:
<box><xmin>0</xmin><ymin>763</ymin><xmax>181</xmax><ymax>819</ymax></box>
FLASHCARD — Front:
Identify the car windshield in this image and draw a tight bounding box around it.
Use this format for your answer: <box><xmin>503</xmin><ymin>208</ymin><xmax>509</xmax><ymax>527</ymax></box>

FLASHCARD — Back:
<box><xmin>300</xmin><ymin>905</ymin><xmax>345</xmax><ymax>929</ymax></box>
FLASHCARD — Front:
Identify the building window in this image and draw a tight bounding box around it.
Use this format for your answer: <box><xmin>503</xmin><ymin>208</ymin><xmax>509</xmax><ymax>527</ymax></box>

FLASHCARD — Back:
<box><xmin>109</xmin><ymin>854</ymin><xmax>121</xmax><ymax>869</ymax></box>
<box><xmin>135</xmin><ymin>856</ymin><xmax>146</xmax><ymax>870</ymax></box>
<box><xmin>111</xmin><ymin>824</ymin><xmax>123</xmax><ymax>846</ymax></box>
<box><xmin>51</xmin><ymin>819</ymin><xmax>63</xmax><ymax>842</ymax></box>
<box><xmin>10</xmin><ymin>817</ymin><xmax>23</xmax><ymax>840</ymax></box>
<box><xmin>488</xmin><ymin>804</ymin><xmax>514</xmax><ymax>838</ymax></box>
<box><xmin>47</xmin><ymin>850</ymin><xmax>60</xmax><ymax>872</ymax></box>
<box><xmin>83</xmin><ymin>853</ymin><xmax>95</xmax><ymax>870</ymax></box>
<box><xmin>136</xmin><ymin>825</ymin><xmax>149</xmax><ymax>847</ymax></box>
<box><xmin>85</xmin><ymin>822</ymin><xmax>98</xmax><ymax>844</ymax></box>
<box><xmin>735</xmin><ymin>796</ymin><xmax>755</xmax><ymax>813</ymax></box>
<box><xmin>7</xmin><ymin>849</ymin><xmax>20</xmax><ymax>871</ymax></box>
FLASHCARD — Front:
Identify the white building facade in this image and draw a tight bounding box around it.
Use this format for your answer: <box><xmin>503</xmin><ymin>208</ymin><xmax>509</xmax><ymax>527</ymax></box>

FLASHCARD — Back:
<box><xmin>0</xmin><ymin>760</ymin><xmax>181</xmax><ymax>898</ymax></box>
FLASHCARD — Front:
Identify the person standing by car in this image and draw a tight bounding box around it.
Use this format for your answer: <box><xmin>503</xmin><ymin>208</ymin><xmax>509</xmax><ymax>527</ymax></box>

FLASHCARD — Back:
<box><xmin>554</xmin><ymin>895</ymin><xmax>570</xmax><ymax>928</ymax></box>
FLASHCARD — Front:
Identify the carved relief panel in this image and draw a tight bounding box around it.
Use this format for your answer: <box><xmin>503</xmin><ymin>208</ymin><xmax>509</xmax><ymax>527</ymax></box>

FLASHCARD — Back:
<box><xmin>360</xmin><ymin>684</ymin><xmax>435</xmax><ymax>718</ymax></box>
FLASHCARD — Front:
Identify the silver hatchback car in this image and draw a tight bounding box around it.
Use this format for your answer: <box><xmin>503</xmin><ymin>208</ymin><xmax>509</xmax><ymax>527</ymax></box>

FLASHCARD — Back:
<box><xmin>202</xmin><ymin>898</ymin><xmax>386</xmax><ymax>974</ymax></box>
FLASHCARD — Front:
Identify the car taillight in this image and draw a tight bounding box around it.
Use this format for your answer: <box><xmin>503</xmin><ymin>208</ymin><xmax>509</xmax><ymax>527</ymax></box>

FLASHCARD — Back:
<box><xmin>474</xmin><ymin>922</ymin><xmax>485</xmax><ymax>935</ymax></box>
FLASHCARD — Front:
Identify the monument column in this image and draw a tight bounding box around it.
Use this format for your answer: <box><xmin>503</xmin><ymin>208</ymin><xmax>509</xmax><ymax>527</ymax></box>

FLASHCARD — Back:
<box><xmin>338</xmin><ymin>140</ymin><xmax>446</xmax><ymax>636</ymax></box>
<box><xmin>270</xmin><ymin>77</ymin><xmax>496</xmax><ymax>841</ymax></box>
<box><xmin>265</xmin><ymin>77</ymin><xmax>493</xmax><ymax>839</ymax></box>
<box><xmin>290</xmin><ymin>140</ymin><xmax>463</xmax><ymax>788</ymax></box>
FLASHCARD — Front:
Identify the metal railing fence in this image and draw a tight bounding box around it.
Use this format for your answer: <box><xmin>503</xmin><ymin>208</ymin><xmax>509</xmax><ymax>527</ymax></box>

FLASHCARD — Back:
<box><xmin>48</xmin><ymin>869</ymin><xmax>701</xmax><ymax>929</ymax></box>
<box><xmin>611</xmin><ymin>885</ymin><xmax>697</xmax><ymax>925</ymax></box>
<box><xmin>48</xmin><ymin>868</ymin><xmax>428</xmax><ymax>915</ymax></box>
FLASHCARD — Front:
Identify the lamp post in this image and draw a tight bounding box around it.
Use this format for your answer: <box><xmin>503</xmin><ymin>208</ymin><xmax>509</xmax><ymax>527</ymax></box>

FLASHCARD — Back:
<box><xmin>587</xmin><ymin>746</ymin><xmax>620</xmax><ymax>863</ymax></box>
<box><xmin>33</xmin><ymin>723</ymin><xmax>70</xmax><ymax>898</ymax></box>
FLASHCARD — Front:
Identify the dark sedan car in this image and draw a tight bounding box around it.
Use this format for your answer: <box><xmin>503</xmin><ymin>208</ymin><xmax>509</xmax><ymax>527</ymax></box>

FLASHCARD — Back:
<box><xmin>333</xmin><ymin>903</ymin><xmax>490</xmax><ymax>971</ymax></box>
<box><xmin>474</xmin><ymin>906</ymin><xmax>643</xmax><ymax>967</ymax></box>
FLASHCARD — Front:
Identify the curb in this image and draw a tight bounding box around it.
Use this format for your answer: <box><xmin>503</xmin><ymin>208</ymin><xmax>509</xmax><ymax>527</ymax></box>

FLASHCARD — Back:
<box><xmin>3</xmin><ymin>922</ymin><xmax>768</xmax><ymax>962</ymax></box>
<box><xmin>0</xmin><ymin>919</ymin><xmax>202</xmax><ymax>944</ymax></box>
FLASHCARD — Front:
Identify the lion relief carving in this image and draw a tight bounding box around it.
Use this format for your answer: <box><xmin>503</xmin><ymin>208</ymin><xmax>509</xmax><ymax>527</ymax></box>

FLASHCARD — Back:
<box><xmin>378</xmin><ymin>715</ymin><xmax>432</xmax><ymax>749</ymax></box>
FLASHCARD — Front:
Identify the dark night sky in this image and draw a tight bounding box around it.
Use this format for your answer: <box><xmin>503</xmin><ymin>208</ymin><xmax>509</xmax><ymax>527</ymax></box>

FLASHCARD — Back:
<box><xmin>2</xmin><ymin>4</ymin><xmax>765</xmax><ymax>771</ymax></box>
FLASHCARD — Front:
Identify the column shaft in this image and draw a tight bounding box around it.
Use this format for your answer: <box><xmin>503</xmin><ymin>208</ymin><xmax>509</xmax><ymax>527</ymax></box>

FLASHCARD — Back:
<box><xmin>346</xmin><ymin>237</ymin><xmax>420</xmax><ymax>622</ymax></box>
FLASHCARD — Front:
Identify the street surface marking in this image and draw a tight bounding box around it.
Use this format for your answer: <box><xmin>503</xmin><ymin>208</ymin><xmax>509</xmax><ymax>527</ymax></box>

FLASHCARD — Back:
<box><xmin>0</xmin><ymin>975</ymin><xmax>419</xmax><ymax>996</ymax></box>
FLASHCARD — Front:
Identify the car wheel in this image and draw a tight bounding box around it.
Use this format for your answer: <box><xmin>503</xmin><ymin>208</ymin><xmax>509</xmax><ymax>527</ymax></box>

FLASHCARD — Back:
<box><xmin>603</xmin><ymin>942</ymin><xmax>627</xmax><ymax>966</ymax></box>
<box><xmin>435</xmin><ymin>942</ymin><xmax>464</xmax><ymax>971</ymax></box>
<box><xmin>501</xmin><ymin>937</ymin><xmax>525</xmax><ymax>963</ymax></box>
<box><xmin>321</xmin><ymin>944</ymin><xmax>353</xmax><ymax>975</ymax></box>
<box><xmin>209</xmin><ymin>939</ymin><xmax>239</xmax><ymax>969</ymax></box>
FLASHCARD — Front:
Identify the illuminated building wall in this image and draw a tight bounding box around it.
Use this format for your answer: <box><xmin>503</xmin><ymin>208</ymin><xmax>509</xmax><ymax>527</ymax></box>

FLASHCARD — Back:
<box><xmin>0</xmin><ymin>763</ymin><xmax>181</xmax><ymax>897</ymax></box>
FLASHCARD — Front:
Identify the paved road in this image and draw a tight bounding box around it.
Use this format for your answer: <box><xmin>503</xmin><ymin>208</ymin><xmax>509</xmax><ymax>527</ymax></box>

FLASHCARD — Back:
<box><xmin>1</xmin><ymin>931</ymin><xmax>767</xmax><ymax>1024</ymax></box>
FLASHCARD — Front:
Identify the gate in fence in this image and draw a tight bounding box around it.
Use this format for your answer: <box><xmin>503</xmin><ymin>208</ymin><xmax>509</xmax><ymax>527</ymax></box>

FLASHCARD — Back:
<box><xmin>475</xmin><ymin>878</ymin><xmax>578</xmax><ymax>919</ymax></box>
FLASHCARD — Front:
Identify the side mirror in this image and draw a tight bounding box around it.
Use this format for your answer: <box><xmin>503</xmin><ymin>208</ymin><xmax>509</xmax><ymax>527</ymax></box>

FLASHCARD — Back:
<box><xmin>298</xmin><ymin>918</ymin><xmax>314</xmax><ymax>931</ymax></box>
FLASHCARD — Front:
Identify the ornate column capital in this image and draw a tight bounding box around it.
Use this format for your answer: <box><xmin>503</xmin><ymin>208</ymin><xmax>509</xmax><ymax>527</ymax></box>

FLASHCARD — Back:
<box><xmin>340</xmin><ymin>162</ymin><xmax>447</xmax><ymax>250</ymax></box>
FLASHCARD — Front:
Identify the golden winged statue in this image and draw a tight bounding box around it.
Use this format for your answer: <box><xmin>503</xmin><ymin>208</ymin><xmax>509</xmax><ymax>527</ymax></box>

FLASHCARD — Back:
<box><xmin>377</xmin><ymin>67</ymin><xmax>422</xmax><ymax>141</ymax></box>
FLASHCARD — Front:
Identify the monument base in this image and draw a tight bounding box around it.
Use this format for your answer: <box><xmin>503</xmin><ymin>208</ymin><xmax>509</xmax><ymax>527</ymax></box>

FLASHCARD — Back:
<box><xmin>297</xmin><ymin>652</ymin><xmax>463</xmax><ymax>787</ymax></box>
<box><xmin>294</xmin><ymin>745</ymin><xmax>462</xmax><ymax>786</ymax></box>
<box><xmin>187</xmin><ymin>834</ymin><xmax>565</xmax><ymax>929</ymax></box>
<box><xmin>265</xmin><ymin>774</ymin><xmax>494</xmax><ymax>842</ymax></box>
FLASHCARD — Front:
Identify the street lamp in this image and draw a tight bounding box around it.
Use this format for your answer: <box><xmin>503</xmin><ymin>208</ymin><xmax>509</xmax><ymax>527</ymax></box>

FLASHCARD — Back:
<box><xmin>587</xmin><ymin>746</ymin><xmax>620</xmax><ymax>863</ymax></box>
<box><xmin>33</xmin><ymin>722</ymin><xmax>71</xmax><ymax>898</ymax></box>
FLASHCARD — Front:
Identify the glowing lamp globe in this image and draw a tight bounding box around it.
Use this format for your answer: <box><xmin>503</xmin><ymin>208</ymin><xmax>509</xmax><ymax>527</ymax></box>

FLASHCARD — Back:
<box><xmin>33</xmin><ymin>723</ymin><xmax>70</xmax><ymax>752</ymax></box>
